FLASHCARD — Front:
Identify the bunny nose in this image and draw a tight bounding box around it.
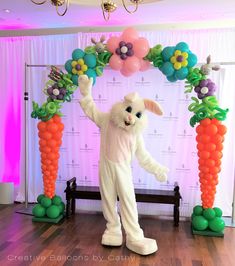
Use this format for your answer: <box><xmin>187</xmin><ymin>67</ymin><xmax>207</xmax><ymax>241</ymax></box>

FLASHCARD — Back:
<box><xmin>128</xmin><ymin>115</ymin><xmax>132</xmax><ymax>121</ymax></box>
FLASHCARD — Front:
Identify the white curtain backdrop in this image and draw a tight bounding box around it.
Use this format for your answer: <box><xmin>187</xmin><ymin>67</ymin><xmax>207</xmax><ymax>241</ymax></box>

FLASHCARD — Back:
<box><xmin>1</xmin><ymin>28</ymin><xmax>235</xmax><ymax>217</ymax></box>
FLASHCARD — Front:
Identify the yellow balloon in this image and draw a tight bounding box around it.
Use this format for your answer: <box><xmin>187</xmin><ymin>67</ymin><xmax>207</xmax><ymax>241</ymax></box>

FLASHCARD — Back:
<box><xmin>170</xmin><ymin>56</ymin><xmax>176</xmax><ymax>63</ymax></box>
<box><xmin>182</xmin><ymin>52</ymin><xmax>188</xmax><ymax>59</ymax></box>
<box><xmin>181</xmin><ymin>60</ymin><xmax>188</xmax><ymax>67</ymax></box>
<box><xmin>174</xmin><ymin>62</ymin><xmax>181</xmax><ymax>70</ymax></box>
<box><xmin>71</xmin><ymin>61</ymin><xmax>77</xmax><ymax>67</ymax></box>
<box><xmin>78</xmin><ymin>70</ymin><xmax>84</xmax><ymax>75</ymax></box>
<box><xmin>72</xmin><ymin>68</ymin><xmax>77</xmax><ymax>74</ymax></box>
<box><xmin>78</xmin><ymin>59</ymin><xmax>84</xmax><ymax>65</ymax></box>
<box><xmin>174</xmin><ymin>50</ymin><xmax>181</xmax><ymax>56</ymax></box>
<box><xmin>82</xmin><ymin>65</ymin><xmax>88</xmax><ymax>72</ymax></box>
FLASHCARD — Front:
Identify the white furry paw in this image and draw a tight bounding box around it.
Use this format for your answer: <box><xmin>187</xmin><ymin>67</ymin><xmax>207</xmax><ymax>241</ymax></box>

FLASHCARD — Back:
<box><xmin>154</xmin><ymin>166</ymin><xmax>169</xmax><ymax>182</ymax></box>
<box><xmin>78</xmin><ymin>75</ymin><xmax>93</xmax><ymax>96</ymax></box>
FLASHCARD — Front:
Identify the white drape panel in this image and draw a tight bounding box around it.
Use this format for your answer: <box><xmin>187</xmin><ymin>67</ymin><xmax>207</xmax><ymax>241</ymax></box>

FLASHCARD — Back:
<box><xmin>1</xmin><ymin>28</ymin><xmax>235</xmax><ymax>217</ymax></box>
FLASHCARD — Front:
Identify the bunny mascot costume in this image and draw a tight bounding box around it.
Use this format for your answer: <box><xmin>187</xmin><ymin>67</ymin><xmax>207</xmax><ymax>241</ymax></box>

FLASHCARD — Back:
<box><xmin>78</xmin><ymin>75</ymin><xmax>169</xmax><ymax>255</ymax></box>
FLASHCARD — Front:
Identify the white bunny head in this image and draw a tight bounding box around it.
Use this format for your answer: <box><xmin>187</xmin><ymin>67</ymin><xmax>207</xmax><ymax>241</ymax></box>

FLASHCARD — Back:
<box><xmin>110</xmin><ymin>92</ymin><xmax>163</xmax><ymax>133</ymax></box>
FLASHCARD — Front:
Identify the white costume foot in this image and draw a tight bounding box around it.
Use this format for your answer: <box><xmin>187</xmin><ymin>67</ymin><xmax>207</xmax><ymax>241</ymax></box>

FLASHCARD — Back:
<box><xmin>101</xmin><ymin>232</ymin><xmax>123</xmax><ymax>246</ymax></box>
<box><xmin>126</xmin><ymin>237</ymin><xmax>158</xmax><ymax>255</ymax></box>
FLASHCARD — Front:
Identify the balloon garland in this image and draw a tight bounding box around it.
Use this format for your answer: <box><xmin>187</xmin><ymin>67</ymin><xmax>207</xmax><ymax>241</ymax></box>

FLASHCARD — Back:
<box><xmin>31</xmin><ymin>27</ymin><xmax>229</xmax><ymax>232</ymax></box>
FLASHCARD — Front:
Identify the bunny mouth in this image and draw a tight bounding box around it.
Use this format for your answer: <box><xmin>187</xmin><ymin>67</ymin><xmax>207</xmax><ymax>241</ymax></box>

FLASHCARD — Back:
<box><xmin>124</xmin><ymin>121</ymin><xmax>131</xmax><ymax>126</ymax></box>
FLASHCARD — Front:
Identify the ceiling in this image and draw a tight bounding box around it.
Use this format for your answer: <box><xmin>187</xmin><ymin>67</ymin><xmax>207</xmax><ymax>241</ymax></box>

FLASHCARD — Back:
<box><xmin>0</xmin><ymin>0</ymin><xmax>235</xmax><ymax>35</ymax></box>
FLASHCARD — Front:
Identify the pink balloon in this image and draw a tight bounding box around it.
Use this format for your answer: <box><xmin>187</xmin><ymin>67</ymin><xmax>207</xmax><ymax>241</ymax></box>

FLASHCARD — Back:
<box><xmin>109</xmin><ymin>54</ymin><xmax>123</xmax><ymax>70</ymax></box>
<box><xmin>120</xmin><ymin>68</ymin><xmax>133</xmax><ymax>77</ymax></box>
<box><xmin>133</xmin><ymin>37</ymin><xmax>150</xmax><ymax>58</ymax></box>
<box><xmin>107</xmin><ymin>36</ymin><xmax>120</xmax><ymax>53</ymax></box>
<box><xmin>121</xmin><ymin>27</ymin><xmax>139</xmax><ymax>43</ymax></box>
<box><xmin>140</xmin><ymin>59</ymin><xmax>151</xmax><ymax>71</ymax></box>
<box><xmin>123</xmin><ymin>56</ymin><xmax>141</xmax><ymax>73</ymax></box>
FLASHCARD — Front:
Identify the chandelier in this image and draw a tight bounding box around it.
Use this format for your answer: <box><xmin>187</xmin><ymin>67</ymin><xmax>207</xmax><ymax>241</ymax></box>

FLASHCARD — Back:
<box><xmin>30</xmin><ymin>0</ymin><xmax>69</xmax><ymax>16</ymax></box>
<box><xmin>30</xmin><ymin>0</ymin><xmax>144</xmax><ymax>19</ymax></box>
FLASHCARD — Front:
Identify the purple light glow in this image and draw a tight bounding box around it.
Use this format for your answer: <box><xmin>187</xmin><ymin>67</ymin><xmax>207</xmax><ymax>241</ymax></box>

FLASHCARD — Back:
<box><xmin>0</xmin><ymin>23</ymin><xmax>31</xmax><ymax>31</ymax></box>
<box><xmin>2</xmin><ymin>95</ymin><xmax>21</xmax><ymax>185</ymax></box>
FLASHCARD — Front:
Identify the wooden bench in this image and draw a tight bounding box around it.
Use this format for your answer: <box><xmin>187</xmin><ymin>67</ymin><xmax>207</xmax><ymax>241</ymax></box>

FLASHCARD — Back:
<box><xmin>64</xmin><ymin>177</ymin><xmax>182</xmax><ymax>226</ymax></box>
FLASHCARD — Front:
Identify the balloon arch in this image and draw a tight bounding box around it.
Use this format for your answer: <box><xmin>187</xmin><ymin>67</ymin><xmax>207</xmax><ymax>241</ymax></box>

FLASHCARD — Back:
<box><xmin>31</xmin><ymin>27</ymin><xmax>228</xmax><ymax>235</ymax></box>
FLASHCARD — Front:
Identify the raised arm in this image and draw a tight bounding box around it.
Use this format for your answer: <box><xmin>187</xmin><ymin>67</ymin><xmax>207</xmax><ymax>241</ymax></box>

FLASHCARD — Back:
<box><xmin>78</xmin><ymin>75</ymin><xmax>106</xmax><ymax>128</ymax></box>
<box><xmin>135</xmin><ymin>135</ymin><xmax>169</xmax><ymax>182</ymax></box>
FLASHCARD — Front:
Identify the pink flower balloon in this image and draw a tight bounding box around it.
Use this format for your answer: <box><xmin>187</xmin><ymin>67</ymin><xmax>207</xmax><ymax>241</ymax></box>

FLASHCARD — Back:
<box><xmin>133</xmin><ymin>37</ymin><xmax>150</xmax><ymax>58</ymax></box>
<box><xmin>107</xmin><ymin>27</ymin><xmax>150</xmax><ymax>77</ymax></box>
<box><xmin>140</xmin><ymin>59</ymin><xmax>151</xmax><ymax>71</ymax></box>
<box><xmin>109</xmin><ymin>54</ymin><xmax>123</xmax><ymax>70</ymax></box>
<box><xmin>107</xmin><ymin>36</ymin><xmax>120</xmax><ymax>54</ymax></box>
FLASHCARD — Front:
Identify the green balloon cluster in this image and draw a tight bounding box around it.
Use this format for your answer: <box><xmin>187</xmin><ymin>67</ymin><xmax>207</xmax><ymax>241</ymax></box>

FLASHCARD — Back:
<box><xmin>192</xmin><ymin>205</ymin><xmax>225</xmax><ymax>232</ymax></box>
<box><xmin>32</xmin><ymin>194</ymin><xmax>65</xmax><ymax>219</ymax></box>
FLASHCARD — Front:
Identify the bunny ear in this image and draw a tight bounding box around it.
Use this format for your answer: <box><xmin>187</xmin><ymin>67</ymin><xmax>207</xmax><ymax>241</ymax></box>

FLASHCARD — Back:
<box><xmin>124</xmin><ymin>92</ymin><xmax>140</xmax><ymax>102</ymax></box>
<box><xmin>91</xmin><ymin>37</ymin><xmax>97</xmax><ymax>44</ymax></box>
<box><xmin>144</xmin><ymin>99</ymin><xmax>163</xmax><ymax>116</ymax></box>
<box><xmin>207</xmin><ymin>55</ymin><xmax>211</xmax><ymax>64</ymax></box>
<box><xmin>100</xmin><ymin>35</ymin><xmax>106</xmax><ymax>43</ymax></box>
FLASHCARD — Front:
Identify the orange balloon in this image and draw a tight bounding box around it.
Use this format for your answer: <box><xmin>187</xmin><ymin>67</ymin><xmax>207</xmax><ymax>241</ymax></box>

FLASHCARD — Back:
<box><xmin>211</xmin><ymin>151</ymin><xmax>222</xmax><ymax>160</ymax></box>
<box><xmin>198</xmin><ymin>151</ymin><xmax>210</xmax><ymax>159</ymax></box>
<box><xmin>211</xmin><ymin>118</ymin><xmax>221</xmax><ymax>125</ymax></box>
<box><xmin>48</xmin><ymin>139</ymin><xmax>57</xmax><ymax>148</ymax></box>
<box><xmin>198</xmin><ymin>158</ymin><xmax>205</xmax><ymax>165</ymax></box>
<box><xmin>39</xmin><ymin>139</ymin><xmax>47</xmax><ymax>147</ymax></box>
<box><xmin>37</xmin><ymin>121</ymin><xmax>47</xmax><ymax>131</ymax></box>
<box><xmin>53</xmin><ymin>114</ymin><xmax>62</xmax><ymax>124</ymax></box>
<box><xmin>205</xmin><ymin>159</ymin><xmax>215</xmax><ymax>168</ymax></box>
<box><xmin>47</xmin><ymin>123</ymin><xmax>59</xmax><ymax>133</ymax></box>
<box><xmin>57</xmin><ymin>140</ymin><xmax>62</xmax><ymax>146</ymax></box>
<box><xmin>216</xmin><ymin>143</ymin><xmax>223</xmax><ymax>151</ymax></box>
<box><xmin>205</xmin><ymin>124</ymin><xmax>218</xmax><ymax>135</ymax></box>
<box><xmin>196</xmin><ymin>125</ymin><xmax>204</xmax><ymax>134</ymax></box>
<box><xmin>41</xmin><ymin>153</ymin><xmax>47</xmax><ymax>160</ymax></box>
<box><xmin>210</xmin><ymin>167</ymin><xmax>220</xmax><ymax>174</ymax></box>
<box><xmin>47</xmin><ymin>152</ymin><xmax>56</xmax><ymax>161</ymax></box>
<box><xmin>214</xmin><ymin>159</ymin><xmax>221</xmax><ymax>167</ymax></box>
<box><xmin>58</xmin><ymin>123</ymin><xmax>64</xmax><ymax>132</ymax></box>
<box><xmin>54</xmin><ymin>132</ymin><xmax>62</xmax><ymax>141</ymax></box>
<box><xmin>200</xmin><ymin>118</ymin><xmax>211</xmax><ymax>126</ymax></box>
<box><xmin>41</xmin><ymin>132</ymin><xmax>52</xmax><ymax>140</ymax></box>
<box><xmin>217</xmin><ymin>124</ymin><xmax>227</xmax><ymax>135</ymax></box>
<box><xmin>200</xmin><ymin>134</ymin><xmax>210</xmax><ymax>143</ymax></box>
<box><xmin>205</xmin><ymin>143</ymin><xmax>216</xmax><ymax>152</ymax></box>
<box><xmin>197</xmin><ymin>143</ymin><xmax>205</xmax><ymax>151</ymax></box>
<box><xmin>212</xmin><ymin>134</ymin><xmax>223</xmax><ymax>144</ymax></box>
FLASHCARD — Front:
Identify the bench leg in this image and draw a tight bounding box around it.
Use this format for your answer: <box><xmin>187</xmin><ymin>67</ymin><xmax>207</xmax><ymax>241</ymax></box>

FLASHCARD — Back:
<box><xmin>71</xmin><ymin>198</ymin><xmax>76</xmax><ymax>215</ymax></box>
<box><xmin>174</xmin><ymin>204</ymin><xmax>179</xmax><ymax>227</ymax></box>
<box><xmin>66</xmin><ymin>198</ymin><xmax>71</xmax><ymax>218</ymax></box>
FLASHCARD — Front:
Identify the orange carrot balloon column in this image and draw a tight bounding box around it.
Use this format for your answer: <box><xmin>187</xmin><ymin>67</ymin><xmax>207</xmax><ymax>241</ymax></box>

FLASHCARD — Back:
<box><xmin>31</xmin><ymin>66</ymin><xmax>77</xmax><ymax>222</ymax></box>
<box><xmin>186</xmin><ymin>63</ymin><xmax>229</xmax><ymax>235</ymax></box>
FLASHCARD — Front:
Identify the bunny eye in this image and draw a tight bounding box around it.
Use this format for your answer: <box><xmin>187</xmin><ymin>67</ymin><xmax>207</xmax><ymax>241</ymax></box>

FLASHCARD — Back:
<box><xmin>136</xmin><ymin>112</ymin><xmax>142</xmax><ymax>118</ymax></box>
<box><xmin>125</xmin><ymin>106</ymin><xmax>132</xmax><ymax>113</ymax></box>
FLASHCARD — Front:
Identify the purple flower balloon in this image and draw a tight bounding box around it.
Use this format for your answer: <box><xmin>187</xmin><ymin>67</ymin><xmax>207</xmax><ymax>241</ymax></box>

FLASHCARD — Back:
<box><xmin>194</xmin><ymin>79</ymin><xmax>216</xmax><ymax>99</ymax></box>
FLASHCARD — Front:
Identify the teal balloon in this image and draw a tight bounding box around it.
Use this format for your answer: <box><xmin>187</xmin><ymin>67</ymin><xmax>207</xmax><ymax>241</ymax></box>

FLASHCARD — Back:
<box><xmin>65</xmin><ymin>59</ymin><xmax>72</xmax><ymax>73</ymax></box>
<box><xmin>72</xmin><ymin>74</ymin><xmax>78</xmax><ymax>85</ymax></box>
<box><xmin>175</xmin><ymin>67</ymin><xmax>189</xmax><ymax>80</ymax></box>
<box><xmin>167</xmin><ymin>74</ymin><xmax>177</xmax><ymax>82</ymax></box>
<box><xmin>58</xmin><ymin>202</ymin><xmax>65</xmax><ymax>214</ymax></box>
<box><xmin>193</xmin><ymin>205</ymin><xmax>203</xmax><ymax>216</ymax></box>
<box><xmin>161</xmin><ymin>62</ymin><xmax>174</xmax><ymax>76</ymax></box>
<box><xmin>46</xmin><ymin>205</ymin><xmax>60</xmax><ymax>219</ymax></box>
<box><xmin>161</xmin><ymin>46</ymin><xmax>175</xmax><ymax>61</ymax></box>
<box><xmin>213</xmin><ymin>207</ymin><xmax>223</xmax><ymax>217</ymax></box>
<box><xmin>192</xmin><ymin>215</ymin><xmax>208</xmax><ymax>231</ymax></box>
<box><xmin>37</xmin><ymin>194</ymin><xmax>45</xmax><ymax>204</ymax></box>
<box><xmin>203</xmin><ymin>208</ymin><xmax>216</xmax><ymax>220</ymax></box>
<box><xmin>52</xmin><ymin>195</ymin><xmax>62</xmax><ymax>206</ymax></box>
<box><xmin>188</xmin><ymin>53</ymin><xmax>197</xmax><ymax>67</ymax></box>
<box><xmin>41</xmin><ymin>197</ymin><xmax>52</xmax><ymax>208</ymax></box>
<box><xmin>84</xmin><ymin>54</ymin><xmax>97</xmax><ymax>68</ymax></box>
<box><xmin>208</xmin><ymin>217</ymin><xmax>225</xmax><ymax>232</ymax></box>
<box><xmin>191</xmin><ymin>213</ymin><xmax>196</xmax><ymax>221</ymax></box>
<box><xmin>175</xmin><ymin>42</ymin><xmax>189</xmax><ymax>52</ymax></box>
<box><xmin>32</xmin><ymin>204</ymin><xmax>46</xmax><ymax>218</ymax></box>
<box><xmin>72</xmin><ymin>49</ymin><xmax>85</xmax><ymax>60</ymax></box>
<box><xmin>85</xmin><ymin>69</ymin><xmax>96</xmax><ymax>85</ymax></box>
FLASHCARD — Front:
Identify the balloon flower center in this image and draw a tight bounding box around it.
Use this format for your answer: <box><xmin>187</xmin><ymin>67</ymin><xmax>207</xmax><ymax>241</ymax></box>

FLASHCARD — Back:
<box><xmin>76</xmin><ymin>64</ymin><xmax>81</xmax><ymax>71</ymax></box>
<box><xmin>201</xmin><ymin>87</ymin><xmax>209</xmax><ymax>94</ymax></box>
<box><xmin>177</xmin><ymin>55</ymin><xmax>184</xmax><ymax>62</ymax></box>
<box><xmin>116</xmin><ymin>41</ymin><xmax>134</xmax><ymax>60</ymax></box>
<box><xmin>53</xmin><ymin>89</ymin><xmax>60</xmax><ymax>96</ymax></box>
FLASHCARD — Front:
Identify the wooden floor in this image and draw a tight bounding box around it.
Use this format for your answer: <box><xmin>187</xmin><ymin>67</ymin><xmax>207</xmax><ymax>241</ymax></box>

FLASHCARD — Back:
<box><xmin>0</xmin><ymin>204</ymin><xmax>235</xmax><ymax>266</ymax></box>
